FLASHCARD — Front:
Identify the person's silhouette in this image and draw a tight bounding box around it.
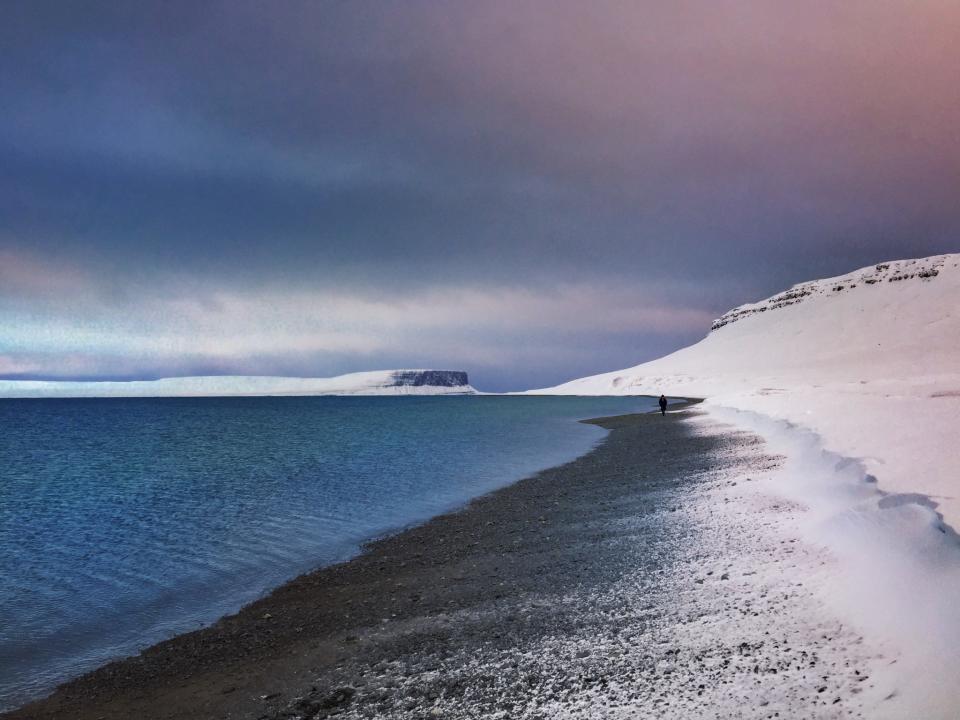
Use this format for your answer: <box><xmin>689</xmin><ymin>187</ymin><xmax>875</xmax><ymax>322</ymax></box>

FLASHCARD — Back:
<box><xmin>658</xmin><ymin>395</ymin><xmax>667</xmax><ymax>416</ymax></box>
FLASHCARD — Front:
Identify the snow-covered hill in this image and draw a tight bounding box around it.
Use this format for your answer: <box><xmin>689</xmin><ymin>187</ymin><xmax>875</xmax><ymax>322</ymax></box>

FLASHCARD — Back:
<box><xmin>0</xmin><ymin>369</ymin><xmax>476</xmax><ymax>398</ymax></box>
<box><xmin>530</xmin><ymin>253</ymin><xmax>960</xmax><ymax>717</ymax></box>
<box><xmin>531</xmin><ymin>253</ymin><xmax>960</xmax><ymax>521</ymax></box>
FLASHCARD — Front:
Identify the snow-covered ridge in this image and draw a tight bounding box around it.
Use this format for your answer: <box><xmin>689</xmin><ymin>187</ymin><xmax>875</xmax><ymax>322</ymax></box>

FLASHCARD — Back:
<box><xmin>0</xmin><ymin>369</ymin><xmax>477</xmax><ymax>398</ymax></box>
<box><xmin>711</xmin><ymin>254</ymin><xmax>948</xmax><ymax>330</ymax></box>
<box><xmin>529</xmin><ymin>252</ymin><xmax>960</xmax><ymax>520</ymax></box>
<box><xmin>530</xmin><ymin>252</ymin><xmax>959</xmax><ymax>403</ymax></box>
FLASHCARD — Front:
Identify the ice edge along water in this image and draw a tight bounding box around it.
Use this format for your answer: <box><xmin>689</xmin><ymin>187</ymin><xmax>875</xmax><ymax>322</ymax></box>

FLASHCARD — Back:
<box><xmin>528</xmin><ymin>253</ymin><xmax>960</xmax><ymax>718</ymax></box>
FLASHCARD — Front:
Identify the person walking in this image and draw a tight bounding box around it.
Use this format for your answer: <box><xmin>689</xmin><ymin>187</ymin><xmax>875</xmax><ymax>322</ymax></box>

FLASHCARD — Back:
<box><xmin>658</xmin><ymin>394</ymin><xmax>668</xmax><ymax>416</ymax></box>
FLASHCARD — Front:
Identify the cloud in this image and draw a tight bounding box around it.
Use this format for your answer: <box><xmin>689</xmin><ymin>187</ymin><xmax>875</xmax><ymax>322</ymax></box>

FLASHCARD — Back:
<box><xmin>1</xmin><ymin>2</ymin><xmax>958</xmax><ymax>389</ymax></box>
<box><xmin>0</xmin><ymin>246</ymin><xmax>94</xmax><ymax>297</ymax></box>
<box><xmin>0</xmin><ymin>246</ymin><xmax>712</xmax><ymax>388</ymax></box>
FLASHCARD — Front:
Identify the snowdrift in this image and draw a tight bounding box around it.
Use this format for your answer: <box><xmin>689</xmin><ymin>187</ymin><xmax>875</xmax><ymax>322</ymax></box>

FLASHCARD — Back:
<box><xmin>0</xmin><ymin>369</ymin><xmax>477</xmax><ymax>398</ymax></box>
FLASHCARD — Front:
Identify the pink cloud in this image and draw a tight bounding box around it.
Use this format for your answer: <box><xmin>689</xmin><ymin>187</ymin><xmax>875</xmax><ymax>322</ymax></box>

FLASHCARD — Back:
<box><xmin>0</xmin><ymin>247</ymin><xmax>93</xmax><ymax>298</ymax></box>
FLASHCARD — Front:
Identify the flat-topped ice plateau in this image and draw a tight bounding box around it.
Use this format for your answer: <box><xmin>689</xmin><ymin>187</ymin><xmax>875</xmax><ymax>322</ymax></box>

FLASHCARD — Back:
<box><xmin>0</xmin><ymin>369</ymin><xmax>477</xmax><ymax>398</ymax></box>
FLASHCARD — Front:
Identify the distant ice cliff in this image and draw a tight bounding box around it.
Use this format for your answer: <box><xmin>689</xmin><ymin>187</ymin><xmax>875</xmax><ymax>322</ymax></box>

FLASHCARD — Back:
<box><xmin>388</xmin><ymin>370</ymin><xmax>470</xmax><ymax>388</ymax></box>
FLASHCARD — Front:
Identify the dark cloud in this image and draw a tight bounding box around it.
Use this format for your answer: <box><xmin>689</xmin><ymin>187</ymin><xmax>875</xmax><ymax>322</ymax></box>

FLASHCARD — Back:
<box><xmin>1</xmin><ymin>1</ymin><xmax>958</xmax><ymax>390</ymax></box>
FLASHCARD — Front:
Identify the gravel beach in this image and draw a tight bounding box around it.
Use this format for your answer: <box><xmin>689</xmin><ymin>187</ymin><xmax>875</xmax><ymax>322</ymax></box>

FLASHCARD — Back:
<box><xmin>6</xmin><ymin>407</ymin><xmax>880</xmax><ymax>719</ymax></box>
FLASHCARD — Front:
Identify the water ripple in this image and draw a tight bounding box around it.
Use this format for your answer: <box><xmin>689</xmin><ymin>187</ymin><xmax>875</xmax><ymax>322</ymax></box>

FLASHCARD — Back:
<box><xmin>0</xmin><ymin>395</ymin><xmax>654</xmax><ymax>708</ymax></box>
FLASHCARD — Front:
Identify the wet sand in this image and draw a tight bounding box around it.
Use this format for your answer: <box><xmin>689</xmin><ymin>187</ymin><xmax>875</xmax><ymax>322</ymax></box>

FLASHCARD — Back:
<box><xmin>9</xmin><ymin>405</ymin><xmax>872</xmax><ymax>719</ymax></box>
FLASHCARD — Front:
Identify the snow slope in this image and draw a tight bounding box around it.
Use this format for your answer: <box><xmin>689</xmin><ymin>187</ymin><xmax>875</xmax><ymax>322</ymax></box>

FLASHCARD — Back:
<box><xmin>0</xmin><ymin>369</ymin><xmax>477</xmax><ymax>398</ymax></box>
<box><xmin>531</xmin><ymin>254</ymin><xmax>960</xmax><ymax>527</ymax></box>
<box><xmin>529</xmin><ymin>253</ymin><xmax>960</xmax><ymax>717</ymax></box>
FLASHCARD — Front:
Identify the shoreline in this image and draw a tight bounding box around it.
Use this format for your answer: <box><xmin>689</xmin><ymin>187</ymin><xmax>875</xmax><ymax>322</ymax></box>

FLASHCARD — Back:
<box><xmin>6</xmin><ymin>409</ymin><xmax>703</xmax><ymax>719</ymax></box>
<box><xmin>6</xmin><ymin>403</ymin><xmax>882</xmax><ymax>719</ymax></box>
<box><xmin>0</xmin><ymin>395</ymin><xmax>662</xmax><ymax>712</ymax></box>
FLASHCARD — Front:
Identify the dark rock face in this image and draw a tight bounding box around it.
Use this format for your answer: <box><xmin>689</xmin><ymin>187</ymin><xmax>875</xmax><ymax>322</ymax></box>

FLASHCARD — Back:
<box><xmin>389</xmin><ymin>370</ymin><xmax>470</xmax><ymax>387</ymax></box>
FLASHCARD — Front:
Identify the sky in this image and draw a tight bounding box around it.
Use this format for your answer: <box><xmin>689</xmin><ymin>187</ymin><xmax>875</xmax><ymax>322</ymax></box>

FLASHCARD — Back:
<box><xmin>1</xmin><ymin>1</ymin><xmax>958</xmax><ymax>392</ymax></box>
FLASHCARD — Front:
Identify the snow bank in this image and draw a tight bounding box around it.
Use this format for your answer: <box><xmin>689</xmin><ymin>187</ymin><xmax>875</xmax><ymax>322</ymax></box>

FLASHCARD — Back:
<box><xmin>699</xmin><ymin>407</ymin><xmax>960</xmax><ymax>718</ymax></box>
<box><xmin>0</xmin><ymin>369</ymin><xmax>477</xmax><ymax>398</ymax></box>
<box><xmin>528</xmin><ymin>253</ymin><xmax>960</xmax><ymax>716</ymax></box>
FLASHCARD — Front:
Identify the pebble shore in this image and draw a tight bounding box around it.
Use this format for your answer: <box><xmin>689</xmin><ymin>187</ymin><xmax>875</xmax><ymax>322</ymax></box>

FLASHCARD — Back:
<box><xmin>6</xmin><ymin>408</ymin><xmax>881</xmax><ymax>719</ymax></box>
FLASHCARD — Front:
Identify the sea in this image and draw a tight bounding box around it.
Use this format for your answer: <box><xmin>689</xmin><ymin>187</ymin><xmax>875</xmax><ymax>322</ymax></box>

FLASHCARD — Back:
<box><xmin>0</xmin><ymin>394</ymin><xmax>658</xmax><ymax>709</ymax></box>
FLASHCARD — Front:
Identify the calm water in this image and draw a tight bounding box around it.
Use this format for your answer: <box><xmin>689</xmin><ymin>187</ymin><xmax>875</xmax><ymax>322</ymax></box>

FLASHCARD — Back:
<box><xmin>0</xmin><ymin>394</ymin><xmax>657</xmax><ymax>708</ymax></box>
